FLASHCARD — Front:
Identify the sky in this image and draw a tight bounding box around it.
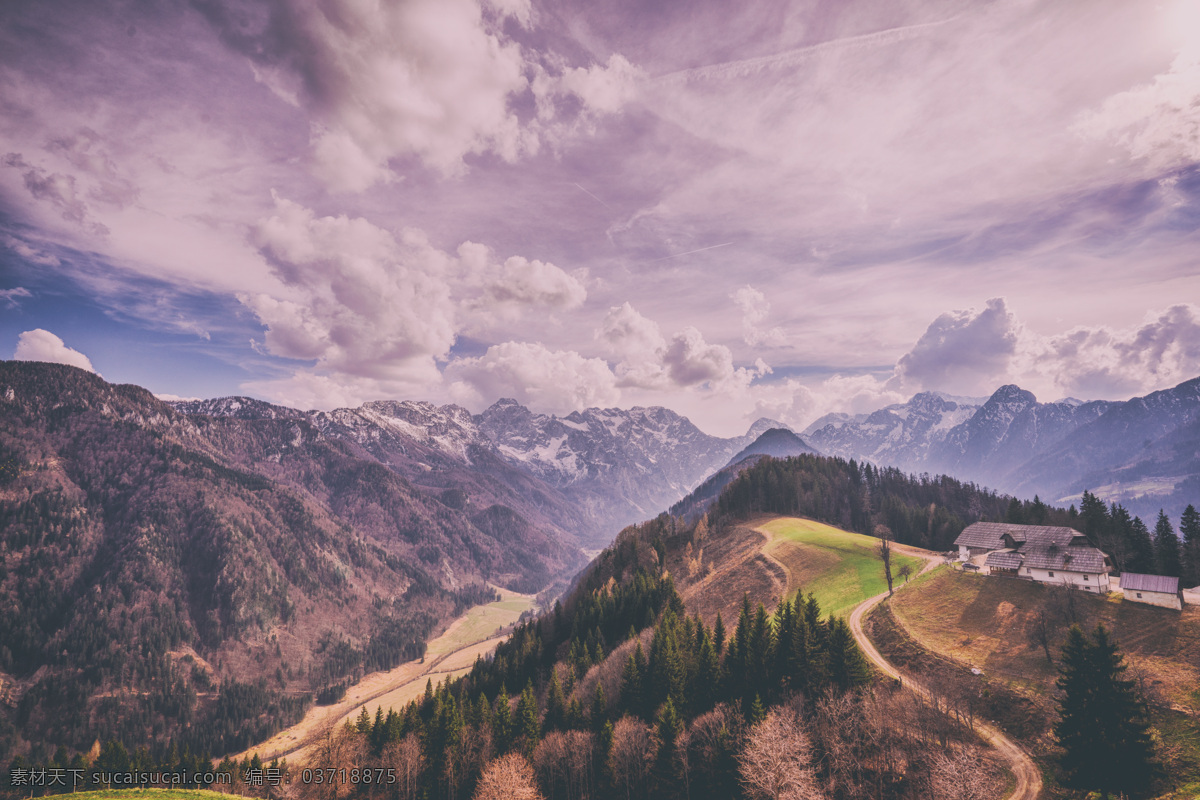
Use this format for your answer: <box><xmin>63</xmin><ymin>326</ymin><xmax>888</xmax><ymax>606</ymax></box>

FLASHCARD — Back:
<box><xmin>2</xmin><ymin>0</ymin><xmax>1199</xmax><ymax>437</ymax></box>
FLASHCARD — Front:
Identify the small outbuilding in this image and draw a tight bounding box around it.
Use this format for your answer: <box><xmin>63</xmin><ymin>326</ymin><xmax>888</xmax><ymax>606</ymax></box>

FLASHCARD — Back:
<box><xmin>1120</xmin><ymin>573</ymin><xmax>1183</xmax><ymax>611</ymax></box>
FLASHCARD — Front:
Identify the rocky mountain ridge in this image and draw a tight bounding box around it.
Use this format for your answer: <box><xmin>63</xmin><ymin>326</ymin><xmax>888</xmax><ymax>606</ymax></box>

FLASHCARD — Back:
<box><xmin>173</xmin><ymin>395</ymin><xmax>789</xmax><ymax>544</ymax></box>
<box><xmin>805</xmin><ymin>378</ymin><xmax>1200</xmax><ymax>520</ymax></box>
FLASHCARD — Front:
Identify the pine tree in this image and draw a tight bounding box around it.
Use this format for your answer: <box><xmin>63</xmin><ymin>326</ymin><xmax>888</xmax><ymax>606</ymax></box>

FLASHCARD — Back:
<box><xmin>545</xmin><ymin>669</ymin><xmax>566</xmax><ymax>732</ymax></box>
<box><xmin>713</xmin><ymin>612</ymin><xmax>726</xmax><ymax>655</ymax></box>
<box><xmin>1153</xmin><ymin>510</ymin><xmax>1182</xmax><ymax>578</ymax></box>
<box><xmin>620</xmin><ymin>651</ymin><xmax>643</xmax><ymax>717</ymax></box>
<box><xmin>1054</xmin><ymin>625</ymin><xmax>1156</xmax><ymax>798</ymax></box>
<box><xmin>494</xmin><ymin>685</ymin><xmax>512</xmax><ymax>752</ymax></box>
<box><xmin>1181</xmin><ymin>504</ymin><xmax>1200</xmax><ymax>587</ymax></box>
<box><xmin>591</xmin><ymin>682</ymin><xmax>607</xmax><ymax>728</ymax></box>
<box><xmin>827</xmin><ymin>618</ymin><xmax>871</xmax><ymax>690</ymax></box>
<box><xmin>516</xmin><ymin>681</ymin><xmax>540</xmax><ymax>758</ymax></box>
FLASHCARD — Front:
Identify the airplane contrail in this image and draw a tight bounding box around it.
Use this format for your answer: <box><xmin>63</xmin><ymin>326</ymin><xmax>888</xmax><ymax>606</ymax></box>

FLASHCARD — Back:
<box><xmin>649</xmin><ymin>242</ymin><xmax>734</xmax><ymax>262</ymax></box>
<box><xmin>653</xmin><ymin>15</ymin><xmax>963</xmax><ymax>86</ymax></box>
<box><xmin>573</xmin><ymin>183</ymin><xmax>613</xmax><ymax>210</ymax></box>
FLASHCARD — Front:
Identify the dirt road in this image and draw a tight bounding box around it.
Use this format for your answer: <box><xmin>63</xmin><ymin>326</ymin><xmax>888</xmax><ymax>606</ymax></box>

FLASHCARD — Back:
<box><xmin>846</xmin><ymin>556</ymin><xmax>1044</xmax><ymax>800</ymax></box>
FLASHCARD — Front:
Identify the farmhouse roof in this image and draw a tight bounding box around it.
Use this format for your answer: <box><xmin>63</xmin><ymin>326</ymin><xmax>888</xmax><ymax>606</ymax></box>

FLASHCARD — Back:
<box><xmin>1020</xmin><ymin>543</ymin><xmax>1107</xmax><ymax>573</ymax></box>
<box><xmin>1120</xmin><ymin>573</ymin><xmax>1180</xmax><ymax>594</ymax></box>
<box><xmin>985</xmin><ymin>550</ymin><xmax>1023</xmax><ymax>570</ymax></box>
<box><xmin>954</xmin><ymin>522</ymin><xmax>1084</xmax><ymax>550</ymax></box>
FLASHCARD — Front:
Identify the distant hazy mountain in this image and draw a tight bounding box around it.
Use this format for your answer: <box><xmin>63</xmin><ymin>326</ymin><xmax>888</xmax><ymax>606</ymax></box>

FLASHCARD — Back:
<box><xmin>805</xmin><ymin>378</ymin><xmax>1200</xmax><ymax>520</ymax></box>
<box><xmin>725</xmin><ymin>427</ymin><xmax>817</xmax><ymax>466</ymax></box>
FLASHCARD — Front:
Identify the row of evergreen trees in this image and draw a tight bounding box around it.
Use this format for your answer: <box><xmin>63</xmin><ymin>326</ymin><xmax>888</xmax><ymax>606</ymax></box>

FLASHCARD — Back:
<box><xmin>1074</xmin><ymin>492</ymin><xmax>1200</xmax><ymax>582</ymax></box>
<box><xmin>710</xmin><ymin>454</ymin><xmax>1019</xmax><ymax>551</ymax></box>
<box><xmin>708</xmin><ymin>452</ymin><xmax>1200</xmax><ymax>585</ymax></box>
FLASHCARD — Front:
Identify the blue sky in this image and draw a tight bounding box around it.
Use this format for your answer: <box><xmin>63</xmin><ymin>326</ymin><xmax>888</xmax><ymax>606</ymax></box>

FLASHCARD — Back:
<box><xmin>2</xmin><ymin>0</ymin><xmax>1199</xmax><ymax>435</ymax></box>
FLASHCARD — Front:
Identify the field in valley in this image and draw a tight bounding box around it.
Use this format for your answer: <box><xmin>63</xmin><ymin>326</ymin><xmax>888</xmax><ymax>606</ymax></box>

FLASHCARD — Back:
<box><xmin>233</xmin><ymin>587</ymin><xmax>536</xmax><ymax>764</ymax></box>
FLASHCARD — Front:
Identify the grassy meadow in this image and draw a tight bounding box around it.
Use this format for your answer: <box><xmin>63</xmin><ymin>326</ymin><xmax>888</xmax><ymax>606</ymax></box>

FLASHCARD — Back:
<box><xmin>755</xmin><ymin>517</ymin><xmax>929</xmax><ymax>618</ymax></box>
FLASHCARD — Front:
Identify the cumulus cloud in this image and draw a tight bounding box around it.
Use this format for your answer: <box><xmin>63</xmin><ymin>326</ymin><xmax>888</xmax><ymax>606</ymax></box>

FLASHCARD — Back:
<box><xmin>595</xmin><ymin>302</ymin><xmax>669</xmax><ymax>388</ymax></box>
<box><xmin>195</xmin><ymin>0</ymin><xmax>533</xmax><ymax>189</ymax></box>
<box><xmin>446</xmin><ymin>341</ymin><xmax>619</xmax><ymax>415</ymax></box>
<box><xmin>1020</xmin><ymin>304</ymin><xmax>1200</xmax><ymax>399</ymax></box>
<box><xmin>892</xmin><ymin>298</ymin><xmax>1018</xmax><ymax>395</ymax></box>
<box><xmin>885</xmin><ymin>298</ymin><xmax>1200</xmax><ymax>402</ymax></box>
<box><xmin>481</xmin><ymin>256</ymin><xmax>586</xmax><ymax>309</ymax></box>
<box><xmin>532</xmin><ymin>53</ymin><xmax>644</xmax><ymax>130</ymax></box>
<box><xmin>663</xmin><ymin>326</ymin><xmax>737</xmax><ymax>387</ymax></box>
<box><xmin>12</xmin><ymin>329</ymin><xmax>97</xmax><ymax>373</ymax></box>
<box><xmin>594</xmin><ymin>303</ymin><xmax>761</xmax><ymax>392</ymax></box>
<box><xmin>458</xmin><ymin>241</ymin><xmax>586</xmax><ymax>314</ymax></box>
<box><xmin>245</xmin><ymin>195</ymin><xmax>455</xmax><ymax>382</ymax></box>
<box><xmin>732</xmin><ymin>285</ymin><xmax>785</xmax><ymax>347</ymax></box>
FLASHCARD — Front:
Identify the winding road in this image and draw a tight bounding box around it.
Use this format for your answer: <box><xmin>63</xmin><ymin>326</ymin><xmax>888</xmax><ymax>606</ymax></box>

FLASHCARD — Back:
<box><xmin>846</xmin><ymin>554</ymin><xmax>1043</xmax><ymax>800</ymax></box>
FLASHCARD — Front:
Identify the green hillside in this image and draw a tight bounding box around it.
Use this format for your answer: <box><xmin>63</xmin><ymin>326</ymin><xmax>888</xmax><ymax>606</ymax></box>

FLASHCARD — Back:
<box><xmin>757</xmin><ymin>517</ymin><xmax>929</xmax><ymax>618</ymax></box>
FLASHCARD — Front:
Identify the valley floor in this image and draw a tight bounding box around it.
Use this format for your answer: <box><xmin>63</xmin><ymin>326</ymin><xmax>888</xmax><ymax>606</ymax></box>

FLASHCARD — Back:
<box><xmin>232</xmin><ymin>588</ymin><xmax>536</xmax><ymax>765</ymax></box>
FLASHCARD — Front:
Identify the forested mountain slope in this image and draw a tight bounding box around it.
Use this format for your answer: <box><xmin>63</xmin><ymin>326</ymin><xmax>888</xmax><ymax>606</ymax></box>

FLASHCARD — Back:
<box><xmin>0</xmin><ymin>362</ymin><xmax>578</xmax><ymax>762</ymax></box>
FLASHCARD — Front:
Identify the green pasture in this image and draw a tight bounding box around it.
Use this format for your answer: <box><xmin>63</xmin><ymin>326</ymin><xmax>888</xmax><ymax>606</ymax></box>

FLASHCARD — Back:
<box><xmin>756</xmin><ymin>517</ymin><xmax>928</xmax><ymax>619</ymax></box>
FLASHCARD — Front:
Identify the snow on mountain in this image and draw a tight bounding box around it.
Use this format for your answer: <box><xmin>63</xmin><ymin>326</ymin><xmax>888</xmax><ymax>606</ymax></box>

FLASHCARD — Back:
<box><xmin>170</xmin><ymin>395</ymin><xmax>795</xmax><ymax>545</ymax></box>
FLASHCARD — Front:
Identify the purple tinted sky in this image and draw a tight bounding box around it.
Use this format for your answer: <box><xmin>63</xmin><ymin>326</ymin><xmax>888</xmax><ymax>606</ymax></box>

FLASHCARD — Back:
<box><xmin>2</xmin><ymin>0</ymin><xmax>1199</xmax><ymax>435</ymax></box>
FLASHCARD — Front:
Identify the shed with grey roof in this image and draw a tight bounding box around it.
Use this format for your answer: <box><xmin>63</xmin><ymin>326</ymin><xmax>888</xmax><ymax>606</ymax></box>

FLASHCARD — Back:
<box><xmin>1120</xmin><ymin>572</ymin><xmax>1183</xmax><ymax>610</ymax></box>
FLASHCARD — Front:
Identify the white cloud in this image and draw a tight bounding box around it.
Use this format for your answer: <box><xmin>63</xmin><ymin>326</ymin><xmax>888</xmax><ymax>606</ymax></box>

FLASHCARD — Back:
<box><xmin>663</xmin><ymin>326</ymin><xmax>736</xmax><ymax>387</ymax></box>
<box><xmin>244</xmin><ymin>0</ymin><xmax>533</xmax><ymax>188</ymax></box>
<box><xmin>2</xmin><ymin>153</ymin><xmax>108</xmax><ymax>236</ymax></box>
<box><xmin>12</xmin><ymin>329</ymin><xmax>97</xmax><ymax>373</ymax></box>
<box><xmin>732</xmin><ymin>285</ymin><xmax>785</xmax><ymax>347</ymax></box>
<box><xmin>246</xmin><ymin>195</ymin><xmax>456</xmax><ymax>382</ymax></box>
<box><xmin>595</xmin><ymin>302</ymin><xmax>669</xmax><ymax>388</ymax></box>
<box><xmin>1075</xmin><ymin>47</ymin><xmax>1200</xmax><ymax>168</ymax></box>
<box><xmin>892</xmin><ymin>297</ymin><xmax>1018</xmax><ymax>395</ymax></box>
<box><xmin>884</xmin><ymin>299</ymin><xmax>1200</xmax><ymax>402</ymax></box>
<box><xmin>446</xmin><ymin>341</ymin><xmax>619</xmax><ymax>415</ymax></box>
<box><xmin>1019</xmin><ymin>304</ymin><xmax>1200</xmax><ymax>399</ymax></box>
<box><xmin>533</xmin><ymin>54</ymin><xmax>644</xmax><ymax>126</ymax></box>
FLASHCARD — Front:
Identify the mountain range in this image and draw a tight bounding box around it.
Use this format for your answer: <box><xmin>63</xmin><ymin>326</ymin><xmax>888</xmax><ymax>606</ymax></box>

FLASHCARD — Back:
<box><xmin>804</xmin><ymin>378</ymin><xmax>1200</xmax><ymax>521</ymax></box>
<box><xmin>0</xmin><ymin>361</ymin><xmax>797</xmax><ymax>759</ymax></box>
<box><xmin>172</xmin><ymin>394</ymin><xmax>785</xmax><ymax>548</ymax></box>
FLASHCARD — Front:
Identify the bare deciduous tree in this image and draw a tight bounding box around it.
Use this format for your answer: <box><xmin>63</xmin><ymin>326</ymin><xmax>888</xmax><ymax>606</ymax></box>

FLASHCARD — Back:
<box><xmin>928</xmin><ymin>745</ymin><xmax>1004</xmax><ymax>800</ymax></box>
<box><xmin>474</xmin><ymin>753</ymin><xmax>544</xmax><ymax>800</ymax></box>
<box><xmin>737</xmin><ymin>706</ymin><xmax>824</xmax><ymax>800</ymax></box>
<box><xmin>607</xmin><ymin>716</ymin><xmax>657</xmax><ymax>800</ymax></box>
<box><xmin>875</xmin><ymin>524</ymin><xmax>894</xmax><ymax>596</ymax></box>
<box><xmin>310</xmin><ymin>723</ymin><xmax>363</xmax><ymax>800</ymax></box>
<box><xmin>383</xmin><ymin>733</ymin><xmax>425</xmax><ymax>800</ymax></box>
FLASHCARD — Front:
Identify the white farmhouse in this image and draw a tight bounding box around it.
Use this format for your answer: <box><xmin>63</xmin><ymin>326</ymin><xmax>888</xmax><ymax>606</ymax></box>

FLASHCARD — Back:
<box><xmin>953</xmin><ymin>522</ymin><xmax>1113</xmax><ymax>593</ymax></box>
<box><xmin>1120</xmin><ymin>572</ymin><xmax>1183</xmax><ymax>611</ymax></box>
